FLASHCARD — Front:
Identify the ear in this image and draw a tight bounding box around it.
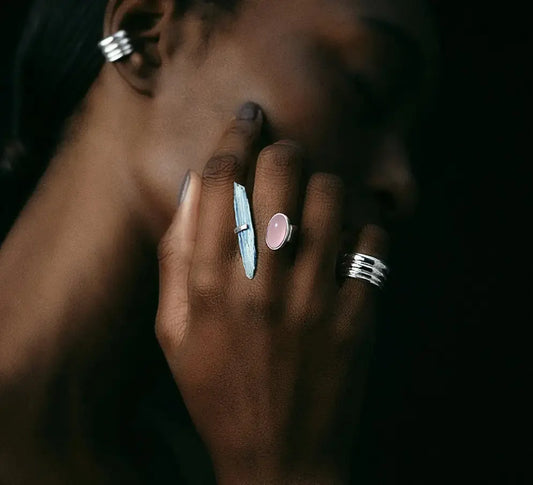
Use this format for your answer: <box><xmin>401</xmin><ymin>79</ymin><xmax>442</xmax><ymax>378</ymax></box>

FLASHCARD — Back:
<box><xmin>366</xmin><ymin>135</ymin><xmax>417</xmax><ymax>223</ymax></box>
<box><xmin>103</xmin><ymin>0</ymin><xmax>175</xmax><ymax>95</ymax></box>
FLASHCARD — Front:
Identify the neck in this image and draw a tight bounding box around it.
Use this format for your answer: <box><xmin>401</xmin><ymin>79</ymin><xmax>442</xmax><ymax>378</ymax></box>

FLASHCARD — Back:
<box><xmin>0</xmin><ymin>61</ymin><xmax>232</xmax><ymax>372</ymax></box>
<box><xmin>0</xmin><ymin>90</ymin><xmax>159</xmax><ymax>377</ymax></box>
<box><xmin>0</xmin><ymin>72</ymin><xmax>192</xmax><ymax>477</ymax></box>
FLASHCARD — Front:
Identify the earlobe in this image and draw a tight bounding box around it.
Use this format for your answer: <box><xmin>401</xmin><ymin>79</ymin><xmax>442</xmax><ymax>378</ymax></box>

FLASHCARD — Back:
<box><xmin>102</xmin><ymin>0</ymin><xmax>175</xmax><ymax>95</ymax></box>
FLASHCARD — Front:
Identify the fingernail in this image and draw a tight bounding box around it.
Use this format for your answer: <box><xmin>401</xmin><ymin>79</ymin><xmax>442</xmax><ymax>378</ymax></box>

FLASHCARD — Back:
<box><xmin>178</xmin><ymin>170</ymin><xmax>191</xmax><ymax>206</ymax></box>
<box><xmin>237</xmin><ymin>102</ymin><xmax>261</xmax><ymax>121</ymax></box>
<box><xmin>274</xmin><ymin>139</ymin><xmax>301</xmax><ymax>148</ymax></box>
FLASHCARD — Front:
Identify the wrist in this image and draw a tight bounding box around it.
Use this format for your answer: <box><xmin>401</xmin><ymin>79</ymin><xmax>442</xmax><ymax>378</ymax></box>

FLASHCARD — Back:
<box><xmin>213</xmin><ymin>456</ymin><xmax>347</xmax><ymax>485</ymax></box>
<box><xmin>216</xmin><ymin>470</ymin><xmax>346</xmax><ymax>485</ymax></box>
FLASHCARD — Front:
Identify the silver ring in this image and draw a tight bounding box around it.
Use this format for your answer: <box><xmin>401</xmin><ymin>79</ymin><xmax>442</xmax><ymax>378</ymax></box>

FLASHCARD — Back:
<box><xmin>98</xmin><ymin>30</ymin><xmax>134</xmax><ymax>63</ymax></box>
<box><xmin>266</xmin><ymin>213</ymin><xmax>297</xmax><ymax>251</ymax></box>
<box><xmin>351</xmin><ymin>253</ymin><xmax>388</xmax><ymax>273</ymax></box>
<box><xmin>339</xmin><ymin>253</ymin><xmax>389</xmax><ymax>289</ymax></box>
<box><xmin>234</xmin><ymin>224</ymin><xmax>249</xmax><ymax>234</ymax></box>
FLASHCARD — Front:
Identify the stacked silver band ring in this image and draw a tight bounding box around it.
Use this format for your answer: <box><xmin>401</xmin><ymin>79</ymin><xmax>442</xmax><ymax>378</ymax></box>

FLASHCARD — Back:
<box><xmin>98</xmin><ymin>30</ymin><xmax>134</xmax><ymax>63</ymax></box>
<box><xmin>339</xmin><ymin>253</ymin><xmax>389</xmax><ymax>289</ymax></box>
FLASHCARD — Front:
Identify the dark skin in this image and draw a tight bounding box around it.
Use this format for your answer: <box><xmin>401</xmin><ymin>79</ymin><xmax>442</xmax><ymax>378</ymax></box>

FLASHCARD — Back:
<box><xmin>0</xmin><ymin>0</ymin><xmax>426</xmax><ymax>482</ymax></box>
<box><xmin>157</xmin><ymin>133</ymin><xmax>389</xmax><ymax>483</ymax></box>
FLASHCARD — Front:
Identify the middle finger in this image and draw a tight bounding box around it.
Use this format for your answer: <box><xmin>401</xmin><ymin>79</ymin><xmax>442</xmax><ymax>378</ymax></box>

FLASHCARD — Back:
<box><xmin>252</xmin><ymin>141</ymin><xmax>304</xmax><ymax>285</ymax></box>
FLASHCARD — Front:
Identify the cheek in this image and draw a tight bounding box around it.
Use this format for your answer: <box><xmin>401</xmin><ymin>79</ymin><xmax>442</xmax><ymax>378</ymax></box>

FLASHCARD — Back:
<box><xmin>234</xmin><ymin>30</ymin><xmax>378</xmax><ymax>171</ymax></box>
<box><xmin>239</xmin><ymin>38</ymin><xmax>335</xmax><ymax>143</ymax></box>
<box><xmin>243</xmin><ymin>52</ymin><xmax>378</xmax><ymax>178</ymax></box>
<box><xmin>262</xmin><ymin>67</ymin><xmax>330</xmax><ymax>141</ymax></box>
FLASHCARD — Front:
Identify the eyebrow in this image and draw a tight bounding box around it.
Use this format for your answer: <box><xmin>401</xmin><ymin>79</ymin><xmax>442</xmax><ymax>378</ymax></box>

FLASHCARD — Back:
<box><xmin>360</xmin><ymin>16</ymin><xmax>426</xmax><ymax>67</ymax></box>
<box><xmin>348</xmin><ymin>70</ymin><xmax>383</xmax><ymax>111</ymax></box>
<box><xmin>359</xmin><ymin>17</ymin><xmax>430</xmax><ymax>105</ymax></box>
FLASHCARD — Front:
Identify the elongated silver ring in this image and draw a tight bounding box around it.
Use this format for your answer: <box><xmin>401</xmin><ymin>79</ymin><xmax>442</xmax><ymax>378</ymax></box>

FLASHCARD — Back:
<box><xmin>98</xmin><ymin>30</ymin><xmax>134</xmax><ymax>63</ymax></box>
<box><xmin>266</xmin><ymin>213</ymin><xmax>297</xmax><ymax>251</ymax></box>
<box><xmin>339</xmin><ymin>253</ymin><xmax>389</xmax><ymax>289</ymax></box>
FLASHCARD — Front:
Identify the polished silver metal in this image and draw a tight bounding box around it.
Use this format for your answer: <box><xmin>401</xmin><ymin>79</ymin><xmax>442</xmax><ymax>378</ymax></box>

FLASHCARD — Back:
<box><xmin>288</xmin><ymin>225</ymin><xmax>296</xmax><ymax>242</ymax></box>
<box><xmin>339</xmin><ymin>253</ymin><xmax>389</xmax><ymax>289</ymax></box>
<box><xmin>283</xmin><ymin>222</ymin><xmax>297</xmax><ymax>245</ymax></box>
<box><xmin>234</xmin><ymin>224</ymin><xmax>249</xmax><ymax>234</ymax></box>
<box><xmin>352</xmin><ymin>253</ymin><xmax>388</xmax><ymax>273</ymax></box>
<box><xmin>348</xmin><ymin>260</ymin><xmax>387</xmax><ymax>280</ymax></box>
<box><xmin>98</xmin><ymin>30</ymin><xmax>134</xmax><ymax>63</ymax></box>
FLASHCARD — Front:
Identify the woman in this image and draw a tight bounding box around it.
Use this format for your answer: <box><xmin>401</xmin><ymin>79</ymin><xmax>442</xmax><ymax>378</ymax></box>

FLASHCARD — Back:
<box><xmin>0</xmin><ymin>0</ymin><xmax>435</xmax><ymax>482</ymax></box>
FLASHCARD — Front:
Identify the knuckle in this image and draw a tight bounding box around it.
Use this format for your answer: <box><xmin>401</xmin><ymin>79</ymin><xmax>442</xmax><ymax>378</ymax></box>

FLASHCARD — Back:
<box><xmin>288</xmin><ymin>306</ymin><xmax>311</xmax><ymax>328</ymax></box>
<box><xmin>286</xmin><ymin>294</ymin><xmax>309</xmax><ymax>325</ymax></box>
<box><xmin>307</xmin><ymin>172</ymin><xmax>345</xmax><ymax>201</ymax></box>
<box><xmin>290</xmin><ymin>302</ymin><xmax>320</xmax><ymax>327</ymax></box>
<box><xmin>189</xmin><ymin>264</ymin><xmax>224</xmax><ymax>305</ymax></box>
<box><xmin>203</xmin><ymin>153</ymin><xmax>241</xmax><ymax>187</ymax></box>
<box><xmin>157</xmin><ymin>236</ymin><xmax>177</xmax><ymax>266</ymax></box>
<box><xmin>226</xmin><ymin>121</ymin><xmax>255</xmax><ymax>140</ymax></box>
<box><xmin>288</xmin><ymin>285</ymin><xmax>329</xmax><ymax>326</ymax></box>
<box><xmin>258</xmin><ymin>143</ymin><xmax>300</xmax><ymax>173</ymax></box>
<box><xmin>246</xmin><ymin>293</ymin><xmax>278</xmax><ymax>321</ymax></box>
<box><xmin>191</xmin><ymin>283</ymin><xmax>222</xmax><ymax>305</ymax></box>
<box><xmin>155</xmin><ymin>313</ymin><xmax>175</xmax><ymax>352</ymax></box>
<box><xmin>332</xmin><ymin>318</ymin><xmax>365</xmax><ymax>354</ymax></box>
<box><xmin>332</xmin><ymin>331</ymin><xmax>355</xmax><ymax>360</ymax></box>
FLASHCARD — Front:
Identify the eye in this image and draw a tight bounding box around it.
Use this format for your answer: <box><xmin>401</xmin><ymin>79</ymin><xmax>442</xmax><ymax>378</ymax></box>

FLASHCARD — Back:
<box><xmin>201</xmin><ymin>0</ymin><xmax>240</xmax><ymax>11</ymax></box>
<box><xmin>346</xmin><ymin>72</ymin><xmax>388</xmax><ymax>127</ymax></box>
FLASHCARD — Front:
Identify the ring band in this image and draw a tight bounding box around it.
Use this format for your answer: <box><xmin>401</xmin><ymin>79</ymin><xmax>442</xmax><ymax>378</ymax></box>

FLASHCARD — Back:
<box><xmin>351</xmin><ymin>253</ymin><xmax>388</xmax><ymax>273</ymax></box>
<box><xmin>234</xmin><ymin>224</ymin><xmax>249</xmax><ymax>234</ymax></box>
<box><xmin>339</xmin><ymin>253</ymin><xmax>389</xmax><ymax>289</ymax></box>
<box><xmin>266</xmin><ymin>213</ymin><xmax>297</xmax><ymax>251</ymax></box>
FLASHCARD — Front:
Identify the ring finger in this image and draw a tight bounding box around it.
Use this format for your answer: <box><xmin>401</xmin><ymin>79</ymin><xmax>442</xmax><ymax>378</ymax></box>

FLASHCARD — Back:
<box><xmin>290</xmin><ymin>172</ymin><xmax>345</xmax><ymax>314</ymax></box>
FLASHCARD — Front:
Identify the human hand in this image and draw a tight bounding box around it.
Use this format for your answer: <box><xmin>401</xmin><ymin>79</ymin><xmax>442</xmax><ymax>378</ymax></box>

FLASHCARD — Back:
<box><xmin>156</xmin><ymin>103</ymin><xmax>388</xmax><ymax>484</ymax></box>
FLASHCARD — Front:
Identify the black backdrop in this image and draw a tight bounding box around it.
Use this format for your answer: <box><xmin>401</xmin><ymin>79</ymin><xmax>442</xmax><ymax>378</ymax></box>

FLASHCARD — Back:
<box><xmin>1</xmin><ymin>1</ymin><xmax>531</xmax><ymax>483</ymax></box>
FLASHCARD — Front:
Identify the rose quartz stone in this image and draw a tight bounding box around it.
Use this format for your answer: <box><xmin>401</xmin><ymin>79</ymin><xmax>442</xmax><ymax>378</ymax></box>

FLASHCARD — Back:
<box><xmin>266</xmin><ymin>213</ymin><xmax>289</xmax><ymax>250</ymax></box>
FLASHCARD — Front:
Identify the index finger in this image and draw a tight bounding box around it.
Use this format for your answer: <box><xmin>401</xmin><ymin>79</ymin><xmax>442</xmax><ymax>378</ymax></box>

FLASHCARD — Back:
<box><xmin>193</xmin><ymin>102</ymin><xmax>263</xmax><ymax>269</ymax></box>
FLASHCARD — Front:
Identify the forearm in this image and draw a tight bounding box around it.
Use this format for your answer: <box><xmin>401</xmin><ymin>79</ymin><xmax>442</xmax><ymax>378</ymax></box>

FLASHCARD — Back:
<box><xmin>0</xmin><ymin>260</ymin><xmax>152</xmax><ymax>484</ymax></box>
<box><xmin>210</xmin><ymin>448</ymin><xmax>347</xmax><ymax>485</ymax></box>
<box><xmin>0</xmin><ymin>301</ymin><xmax>132</xmax><ymax>484</ymax></box>
<box><xmin>214</xmin><ymin>464</ymin><xmax>347</xmax><ymax>485</ymax></box>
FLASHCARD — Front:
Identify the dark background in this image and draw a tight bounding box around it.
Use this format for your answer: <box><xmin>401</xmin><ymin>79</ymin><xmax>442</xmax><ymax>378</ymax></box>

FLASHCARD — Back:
<box><xmin>1</xmin><ymin>1</ymin><xmax>531</xmax><ymax>483</ymax></box>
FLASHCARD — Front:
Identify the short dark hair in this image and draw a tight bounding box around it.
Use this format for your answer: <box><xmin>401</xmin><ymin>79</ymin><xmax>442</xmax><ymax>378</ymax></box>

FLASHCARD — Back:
<box><xmin>1</xmin><ymin>0</ymin><xmax>107</xmax><ymax>240</ymax></box>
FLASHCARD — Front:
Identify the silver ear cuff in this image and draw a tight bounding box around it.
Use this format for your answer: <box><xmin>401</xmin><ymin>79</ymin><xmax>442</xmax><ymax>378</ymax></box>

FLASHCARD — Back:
<box><xmin>98</xmin><ymin>30</ymin><xmax>134</xmax><ymax>63</ymax></box>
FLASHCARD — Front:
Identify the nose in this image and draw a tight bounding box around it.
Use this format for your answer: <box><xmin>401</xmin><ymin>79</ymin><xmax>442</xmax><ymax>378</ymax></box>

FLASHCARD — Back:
<box><xmin>366</xmin><ymin>135</ymin><xmax>417</xmax><ymax>222</ymax></box>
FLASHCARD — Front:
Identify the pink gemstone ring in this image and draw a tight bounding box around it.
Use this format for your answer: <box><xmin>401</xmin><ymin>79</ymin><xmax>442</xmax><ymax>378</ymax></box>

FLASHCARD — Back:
<box><xmin>265</xmin><ymin>213</ymin><xmax>297</xmax><ymax>251</ymax></box>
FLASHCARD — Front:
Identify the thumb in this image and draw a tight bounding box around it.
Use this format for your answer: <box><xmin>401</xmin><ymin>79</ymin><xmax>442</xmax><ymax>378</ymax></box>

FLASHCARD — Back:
<box><xmin>156</xmin><ymin>170</ymin><xmax>202</xmax><ymax>352</ymax></box>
